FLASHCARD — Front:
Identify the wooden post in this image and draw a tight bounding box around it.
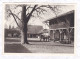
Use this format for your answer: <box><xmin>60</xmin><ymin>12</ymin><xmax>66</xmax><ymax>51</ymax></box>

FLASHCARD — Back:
<box><xmin>53</xmin><ymin>30</ymin><xmax>55</xmax><ymax>40</ymax></box>
<box><xmin>67</xmin><ymin>28</ymin><xmax>71</xmax><ymax>44</ymax></box>
<box><xmin>59</xmin><ymin>29</ymin><xmax>63</xmax><ymax>42</ymax></box>
<box><xmin>53</xmin><ymin>30</ymin><xmax>56</xmax><ymax>42</ymax></box>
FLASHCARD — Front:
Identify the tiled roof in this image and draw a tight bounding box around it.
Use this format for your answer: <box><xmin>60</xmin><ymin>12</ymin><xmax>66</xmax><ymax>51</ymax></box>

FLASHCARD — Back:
<box><xmin>27</xmin><ymin>25</ymin><xmax>43</xmax><ymax>34</ymax></box>
<box><xmin>38</xmin><ymin>29</ymin><xmax>49</xmax><ymax>34</ymax></box>
<box><xmin>45</xmin><ymin>10</ymin><xmax>74</xmax><ymax>22</ymax></box>
<box><xmin>5</xmin><ymin>25</ymin><xmax>43</xmax><ymax>34</ymax></box>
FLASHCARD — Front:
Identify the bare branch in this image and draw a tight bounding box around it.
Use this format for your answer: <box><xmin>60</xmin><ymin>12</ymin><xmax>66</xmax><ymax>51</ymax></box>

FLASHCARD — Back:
<box><xmin>36</xmin><ymin>5</ymin><xmax>48</xmax><ymax>9</ymax></box>
<box><xmin>38</xmin><ymin>8</ymin><xmax>47</xmax><ymax>12</ymax></box>
<box><xmin>31</xmin><ymin>15</ymin><xmax>35</xmax><ymax>17</ymax></box>
<box><xmin>26</xmin><ymin>5</ymin><xmax>31</xmax><ymax>11</ymax></box>
<box><xmin>26</xmin><ymin>13</ymin><xmax>29</xmax><ymax>17</ymax></box>
<box><xmin>33</xmin><ymin>6</ymin><xmax>47</xmax><ymax>18</ymax></box>
<box><xmin>17</xmin><ymin>11</ymin><xmax>22</xmax><ymax>15</ymax></box>
<box><xmin>26</xmin><ymin>5</ymin><xmax>38</xmax><ymax>22</ymax></box>
<box><xmin>35</xmin><ymin>9</ymin><xmax>42</xmax><ymax>14</ymax></box>
<box><xmin>12</xmin><ymin>13</ymin><xmax>22</xmax><ymax>23</ymax></box>
<box><xmin>10</xmin><ymin>13</ymin><xmax>21</xmax><ymax>30</ymax></box>
<box><xmin>35</xmin><ymin>5</ymin><xmax>47</xmax><ymax>15</ymax></box>
<box><xmin>48</xmin><ymin>5</ymin><xmax>61</xmax><ymax>16</ymax></box>
<box><xmin>8</xmin><ymin>9</ymin><xmax>22</xmax><ymax>30</ymax></box>
<box><xmin>14</xmin><ymin>5</ymin><xmax>24</xmax><ymax>9</ymax></box>
<box><xmin>26</xmin><ymin>5</ymin><xmax>34</xmax><ymax>16</ymax></box>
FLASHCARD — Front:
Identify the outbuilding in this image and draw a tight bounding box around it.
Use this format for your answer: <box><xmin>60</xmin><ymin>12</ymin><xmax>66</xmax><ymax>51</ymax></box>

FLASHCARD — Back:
<box><xmin>45</xmin><ymin>10</ymin><xmax>74</xmax><ymax>44</ymax></box>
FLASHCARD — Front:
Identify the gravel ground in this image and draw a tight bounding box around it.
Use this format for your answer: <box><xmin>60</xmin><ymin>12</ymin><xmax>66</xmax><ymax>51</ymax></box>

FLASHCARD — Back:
<box><xmin>4</xmin><ymin>44</ymin><xmax>31</xmax><ymax>53</ymax></box>
<box><xmin>4</xmin><ymin>38</ymin><xmax>74</xmax><ymax>53</ymax></box>
<box><xmin>23</xmin><ymin>39</ymin><xmax>74</xmax><ymax>53</ymax></box>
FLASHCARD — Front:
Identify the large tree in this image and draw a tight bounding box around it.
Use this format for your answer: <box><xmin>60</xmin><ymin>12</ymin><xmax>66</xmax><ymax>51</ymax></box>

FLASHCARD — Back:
<box><xmin>5</xmin><ymin>4</ymin><xmax>61</xmax><ymax>44</ymax></box>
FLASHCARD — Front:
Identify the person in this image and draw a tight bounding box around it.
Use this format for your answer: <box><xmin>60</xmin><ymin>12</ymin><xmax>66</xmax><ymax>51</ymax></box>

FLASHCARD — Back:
<box><xmin>64</xmin><ymin>33</ymin><xmax>67</xmax><ymax>40</ymax></box>
<box><xmin>40</xmin><ymin>35</ymin><xmax>43</xmax><ymax>41</ymax></box>
<box><xmin>64</xmin><ymin>33</ymin><xmax>68</xmax><ymax>43</ymax></box>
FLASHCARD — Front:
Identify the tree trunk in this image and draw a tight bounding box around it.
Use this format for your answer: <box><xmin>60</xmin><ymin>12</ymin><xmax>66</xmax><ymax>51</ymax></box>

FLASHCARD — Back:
<box><xmin>21</xmin><ymin>5</ymin><xmax>29</xmax><ymax>44</ymax></box>
<box><xmin>21</xmin><ymin>23</ymin><xmax>29</xmax><ymax>44</ymax></box>
<box><xmin>21</xmin><ymin>5</ymin><xmax>37</xmax><ymax>44</ymax></box>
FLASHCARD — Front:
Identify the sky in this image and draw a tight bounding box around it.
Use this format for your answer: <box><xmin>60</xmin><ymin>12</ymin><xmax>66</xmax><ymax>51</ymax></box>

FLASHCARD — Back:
<box><xmin>5</xmin><ymin>4</ymin><xmax>75</xmax><ymax>29</ymax></box>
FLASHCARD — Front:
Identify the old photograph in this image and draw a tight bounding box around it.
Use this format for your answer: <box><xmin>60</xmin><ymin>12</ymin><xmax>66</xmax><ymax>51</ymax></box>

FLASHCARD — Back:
<box><xmin>4</xmin><ymin>3</ymin><xmax>75</xmax><ymax>53</ymax></box>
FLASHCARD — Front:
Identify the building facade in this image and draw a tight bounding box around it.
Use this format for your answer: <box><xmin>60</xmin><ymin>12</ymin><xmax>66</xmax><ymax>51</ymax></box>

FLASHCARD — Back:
<box><xmin>45</xmin><ymin>10</ymin><xmax>74</xmax><ymax>44</ymax></box>
<box><xmin>27</xmin><ymin>25</ymin><xmax>43</xmax><ymax>38</ymax></box>
<box><xmin>5</xmin><ymin>25</ymin><xmax>43</xmax><ymax>38</ymax></box>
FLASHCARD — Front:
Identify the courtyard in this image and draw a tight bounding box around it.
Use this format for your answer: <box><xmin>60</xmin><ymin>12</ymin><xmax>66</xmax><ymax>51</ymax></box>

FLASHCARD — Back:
<box><xmin>4</xmin><ymin>38</ymin><xmax>74</xmax><ymax>53</ymax></box>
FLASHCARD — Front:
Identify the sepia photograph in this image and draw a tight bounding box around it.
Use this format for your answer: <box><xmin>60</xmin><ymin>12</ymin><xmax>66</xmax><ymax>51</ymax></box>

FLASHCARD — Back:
<box><xmin>4</xmin><ymin>3</ymin><xmax>75</xmax><ymax>53</ymax></box>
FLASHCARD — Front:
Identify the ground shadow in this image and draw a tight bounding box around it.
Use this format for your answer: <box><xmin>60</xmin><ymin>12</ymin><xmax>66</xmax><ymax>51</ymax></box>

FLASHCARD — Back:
<box><xmin>4</xmin><ymin>44</ymin><xmax>31</xmax><ymax>53</ymax></box>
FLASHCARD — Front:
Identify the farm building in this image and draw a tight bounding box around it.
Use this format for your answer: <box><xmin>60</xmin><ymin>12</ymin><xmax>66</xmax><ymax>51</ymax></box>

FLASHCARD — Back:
<box><xmin>27</xmin><ymin>25</ymin><xmax>43</xmax><ymax>38</ymax></box>
<box><xmin>45</xmin><ymin>10</ymin><xmax>74</xmax><ymax>44</ymax></box>
<box><xmin>5</xmin><ymin>27</ymin><xmax>21</xmax><ymax>38</ymax></box>
<box><xmin>5</xmin><ymin>25</ymin><xmax>43</xmax><ymax>38</ymax></box>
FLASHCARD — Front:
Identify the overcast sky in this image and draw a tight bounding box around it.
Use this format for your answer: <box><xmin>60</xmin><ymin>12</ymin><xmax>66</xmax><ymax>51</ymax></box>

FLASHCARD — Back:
<box><xmin>5</xmin><ymin>4</ymin><xmax>75</xmax><ymax>29</ymax></box>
